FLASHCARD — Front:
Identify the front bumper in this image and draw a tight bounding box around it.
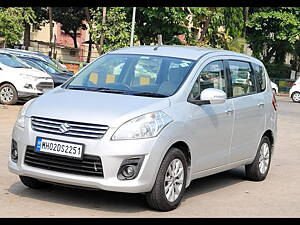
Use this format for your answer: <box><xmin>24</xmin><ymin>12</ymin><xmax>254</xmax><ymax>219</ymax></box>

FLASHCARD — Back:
<box><xmin>8</xmin><ymin>118</ymin><xmax>173</xmax><ymax>193</ymax></box>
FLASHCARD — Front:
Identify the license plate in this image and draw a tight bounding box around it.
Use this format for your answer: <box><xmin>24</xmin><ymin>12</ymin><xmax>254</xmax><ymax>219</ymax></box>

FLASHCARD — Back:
<box><xmin>35</xmin><ymin>137</ymin><xmax>84</xmax><ymax>159</ymax></box>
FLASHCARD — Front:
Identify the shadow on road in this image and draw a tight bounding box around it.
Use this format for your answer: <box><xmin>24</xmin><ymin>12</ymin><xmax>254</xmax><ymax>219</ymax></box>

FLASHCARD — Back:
<box><xmin>8</xmin><ymin>167</ymin><xmax>246</xmax><ymax>213</ymax></box>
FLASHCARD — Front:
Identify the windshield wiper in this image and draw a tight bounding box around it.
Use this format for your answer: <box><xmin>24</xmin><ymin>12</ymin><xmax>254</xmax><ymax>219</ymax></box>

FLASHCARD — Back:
<box><xmin>130</xmin><ymin>92</ymin><xmax>168</xmax><ymax>98</ymax></box>
<box><xmin>67</xmin><ymin>86</ymin><xmax>128</xmax><ymax>94</ymax></box>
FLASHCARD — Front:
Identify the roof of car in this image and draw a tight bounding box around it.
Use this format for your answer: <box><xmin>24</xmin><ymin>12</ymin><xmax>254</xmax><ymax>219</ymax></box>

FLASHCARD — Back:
<box><xmin>109</xmin><ymin>45</ymin><xmax>255</xmax><ymax>61</ymax></box>
<box><xmin>0</xmin><ymin>48</ymin><xmax>48</xmax><ymax>61</ymax></box>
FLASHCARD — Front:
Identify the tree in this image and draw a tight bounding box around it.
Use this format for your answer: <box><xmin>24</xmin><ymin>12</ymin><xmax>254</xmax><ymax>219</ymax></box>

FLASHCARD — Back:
<box><xmin>133</xmin><ymin>7</ymin><xmax>188</xmax><ymax>45</ymax></box>
<box><xmin>0</xmin><ymin>7</ymin><xmax>36</xmax><ymax>47</ymax></box>
<box><xmin>246</xmin><ymin>7</ymin><xmax>300</xmax><ymax>64</ymax></box>
<box><xmin>23</xmin><ymin>7</ymin><xmax>48</xmax><ymax>50</ymax></box>
<box><xmin>52</xmin><ymin>7</ymin><xmax>87</xmax><ymax>48</ymax></box>
<box><xmin>90</xmin><ymin>7</ymin><xmax>134</xmax><ymax>54</ymax></box>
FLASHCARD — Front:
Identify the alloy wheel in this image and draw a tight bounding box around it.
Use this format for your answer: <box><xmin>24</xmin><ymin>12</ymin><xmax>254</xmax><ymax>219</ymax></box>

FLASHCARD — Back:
<box><xmin>0</xmin><ymin>87</ymin><xmax>14</xmax><ymax>103</ymax></box>
<box><xmin>164</xmin><ymin>158</ymin><xmax>184</xmax><ymax>202</ymax></box>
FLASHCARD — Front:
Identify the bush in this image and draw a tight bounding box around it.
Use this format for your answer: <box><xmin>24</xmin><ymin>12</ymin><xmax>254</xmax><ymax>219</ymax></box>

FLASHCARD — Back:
<box><xmin>264</xmin><ymin>63</ymin><xmax>291</xmax><ymax>79</ymax></box>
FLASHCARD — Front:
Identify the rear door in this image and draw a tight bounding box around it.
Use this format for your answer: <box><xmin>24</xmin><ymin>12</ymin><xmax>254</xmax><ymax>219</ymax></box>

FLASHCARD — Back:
<box><xmin>226</xmin><ymin>59</ymin><xmax>265</xmax><ymax>161</ymax></box>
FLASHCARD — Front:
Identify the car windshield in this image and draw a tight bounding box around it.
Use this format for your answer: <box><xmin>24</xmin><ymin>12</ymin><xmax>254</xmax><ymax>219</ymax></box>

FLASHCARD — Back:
<box><xmin>0</xmin><ymin>53</ymin><xmax>31</xmax><ymax>68</ymax></box>
<box><xmin>31</xmin><ymin>59</ymin><xmax>64</xmax><ymax>74</ymax></box>
<box><xmin>66</xmin><ymin>54</ymin><xmax>195</xmax><ymax>97</ymax></box>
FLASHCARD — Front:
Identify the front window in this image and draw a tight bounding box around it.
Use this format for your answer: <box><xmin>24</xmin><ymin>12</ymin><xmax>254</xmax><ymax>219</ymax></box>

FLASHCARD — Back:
<box><xmin>0</xmin><ymin>53</ymin><xmax>31</xmax><ymax>68</ymax></box>
<box><xmin>66</xmin><ymin>54</ymin><xmax>195</xmax><ymax>97</ymax></box>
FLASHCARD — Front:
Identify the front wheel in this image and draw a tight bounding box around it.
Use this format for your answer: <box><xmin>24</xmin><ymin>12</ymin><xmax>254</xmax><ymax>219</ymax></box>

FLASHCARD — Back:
<box><xmin>0</xmin><ymin>83</ymin><xmax>18</xmax><ymax>105</ymax></box>
<box><xmin>245</xmin><ymin>136</ymin><xmax>272</xmax><ymax>181</ymax></box>
<box><xmin>146</xmin><ymin>148</ymin><xmax>187</xmax><ymax>211</ymax></box>
<box><xmin>291</xmin><ymin>91</ymin><xmax>300</xmax><ymax>103</ymax></box>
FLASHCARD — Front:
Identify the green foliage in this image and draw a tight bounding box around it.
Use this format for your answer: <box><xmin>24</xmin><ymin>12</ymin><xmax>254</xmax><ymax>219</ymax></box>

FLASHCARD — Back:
<box><xmin>264</xmin><ymin>63</ymin><xmax>291</xmax><ymax>79</ymax></box>
<box><xmin>90</xmin><ymin>7</ymin><xmax>134</xmax><ymax>54</ymax></box>
<box><xmin>0</xmin><ymin>7</ymin><xmax>36</xmax><ymax>46</ymax></box>
<box><xmin>246</xmin><ymin>7</ymin><xmax>300</xmax><ymax>63</ymax></box>
<box><xmin>134</xmin><ymin>7</ymin><xmax>188</xmax><ymax>45</ymax></box>
<box><xmin>222</xmin><ymin>8</ymin><xmax>244</xmax><ymax>38</ymax></box>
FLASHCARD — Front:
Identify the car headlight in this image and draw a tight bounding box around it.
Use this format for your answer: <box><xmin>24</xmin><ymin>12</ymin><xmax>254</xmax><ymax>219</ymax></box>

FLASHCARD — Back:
<box><xmin>16</xmin><ymin>98</ymin><xmax>35</xmax><ymax>128</ymax></box>
<box><xmin>111</xmin><ymin>111</ymin><xmax>173</xmax><ymax>140</ymax></box>
<box><xmin>20</xmin><ymin>74</ymin><xmax>39</xmax><ymax>81</ymax></box>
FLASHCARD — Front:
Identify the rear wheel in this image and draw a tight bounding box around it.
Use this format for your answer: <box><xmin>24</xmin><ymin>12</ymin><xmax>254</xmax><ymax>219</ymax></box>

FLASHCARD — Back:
<box><xmin>245</xmin><ymin>136</ymin><xmax>272</xmax><ymax>181</ymax></box>
<box><xmin>19</xmin><ymin>176</ymin><xmax>52</xmax><ymax>189</ymax></box>
<box><xmin>146</xmin><ymin>148</ymin><xmax>187</xmax><ymax>211</ymax></box>
<box><xmin>291</xmin><ymin>91</ymin><xmax>300</xmax><ymax>103</ymax></box>
<box><xmin>0</xmin><ymin>83</ymin><xmax>18</xmax><ymax>105</ymax></box>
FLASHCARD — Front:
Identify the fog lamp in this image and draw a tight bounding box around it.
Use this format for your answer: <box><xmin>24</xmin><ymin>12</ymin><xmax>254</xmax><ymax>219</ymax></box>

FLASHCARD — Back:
<box><xmin>11</xmin><ymin>139</ymin><xmax>18</xmax><ymax>162</ymax></box>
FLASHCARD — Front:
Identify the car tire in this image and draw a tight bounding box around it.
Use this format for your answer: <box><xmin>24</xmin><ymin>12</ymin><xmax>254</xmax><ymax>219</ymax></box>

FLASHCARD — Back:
<box><xmin>245</xmin><ymin>136</ymin><xmax>272</xmax><ymax>181</ymax></box>
<box><xmin>291</xmin><ymin>91</ymin><xmax>300</xmax><ymax>103</ymax></box>
<box><xmin>0</xmin><ymin>83</ymin><xmax>18</xmax><ymax>105</ymax></box>
<box><xmin>19</xmin><ymin>176</ymin><xmax>52</xmax><ymax>189</ymax></box>
<box><xmin>146</xmin><ymin>147</ymin><xmax>187</xmax><ymax>211</ymax></box>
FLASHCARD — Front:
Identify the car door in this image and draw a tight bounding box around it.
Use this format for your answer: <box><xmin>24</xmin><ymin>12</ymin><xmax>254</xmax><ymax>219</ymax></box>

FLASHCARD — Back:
<box><xmin>187</xmin><ymin>59</ymin><xmax>235</xmax><ymax>172</ymax></box>
<box><xmin>226</xmin><ymin>59</ymin><xmax>265</xmax><ymax>162</ymax></box>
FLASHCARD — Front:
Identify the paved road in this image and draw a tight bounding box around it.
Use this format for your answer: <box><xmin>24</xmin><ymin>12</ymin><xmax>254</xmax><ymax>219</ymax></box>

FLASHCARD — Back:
<box><xmin>0</xmin><ymin>96</ymin><xmax>299</xmax><ymax>217</ymax></box>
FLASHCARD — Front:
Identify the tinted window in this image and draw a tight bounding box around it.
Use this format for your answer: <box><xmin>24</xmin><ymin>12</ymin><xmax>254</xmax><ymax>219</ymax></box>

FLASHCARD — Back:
<box><xmin>189</xmin><ymin>61</ymin><xmax>226</xmax><ymax>100</ymax></box>
<box><xmin>252</xmin><ymin>63</ymin><xmax>266</xmax><ymax>92</ymax></box>
<box><xmin>228</xmin><ymin>60</ymin><xmax>256</xmax><ymax>97</ymax></box>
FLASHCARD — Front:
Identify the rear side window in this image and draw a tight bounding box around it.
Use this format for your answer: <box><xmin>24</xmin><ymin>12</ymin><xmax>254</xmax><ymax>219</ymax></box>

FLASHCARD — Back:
<box><xmin>252</xmin><ymin>63</ymin><xmax>266</xmax><ymax>92</ymax></box>
<box><xmin>228</xmin><ymin>60</ymin><xmax>256</xmax><ymax>97</ymax></box>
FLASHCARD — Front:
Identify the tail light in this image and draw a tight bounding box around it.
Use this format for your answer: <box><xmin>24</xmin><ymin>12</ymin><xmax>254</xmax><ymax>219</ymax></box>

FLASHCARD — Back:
<box><xmin>272</xmin><ymin>92</ymin><xmax>277</xmax><ymax>111</ymax></box>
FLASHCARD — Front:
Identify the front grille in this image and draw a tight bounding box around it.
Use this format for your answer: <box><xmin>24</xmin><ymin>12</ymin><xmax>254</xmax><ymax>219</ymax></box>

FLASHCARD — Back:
<box><xmin>24</xmin><ymin>146</ymin><xmax>104</xmax><ymax>177</ymax></box>
<box><xmin>31</xmin><ymin>116</ymin><xmax>109</xmax><ymax>139</ymax></box>
<box><xmin>36</xmin><ymin>82</ymin><xmax>54</xmax><ymax>91</ymax></box>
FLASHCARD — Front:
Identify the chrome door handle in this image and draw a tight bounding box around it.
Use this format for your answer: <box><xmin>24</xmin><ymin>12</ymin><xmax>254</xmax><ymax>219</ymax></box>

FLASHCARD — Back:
<box><xmin>225</xmin><ymin>109</ymin><xmax>234</xmax><ymax>115</ymax></box>
<box><xmin>258</xmin><ymin>103</ymin><xmax>265</xmax><ymax>108</ymax></box>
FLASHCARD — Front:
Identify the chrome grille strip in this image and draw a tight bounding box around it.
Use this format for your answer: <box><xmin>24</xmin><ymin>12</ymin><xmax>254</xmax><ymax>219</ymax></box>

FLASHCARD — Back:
<box><xmin>31</xmin><ymin>116</ymin><xmax>109</xmax><ymax>139</ymax></box>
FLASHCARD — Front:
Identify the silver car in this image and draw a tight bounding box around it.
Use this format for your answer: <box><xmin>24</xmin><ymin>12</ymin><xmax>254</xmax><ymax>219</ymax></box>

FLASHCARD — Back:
<box><xmin>8</xmin><ymin>46</ymin><xmax>277</xmax><ymax>211</ymax></box>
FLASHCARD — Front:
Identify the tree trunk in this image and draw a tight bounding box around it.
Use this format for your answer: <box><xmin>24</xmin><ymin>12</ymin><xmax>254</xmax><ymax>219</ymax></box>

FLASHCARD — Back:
<box><xmin>98</xmin><ymin>7</ymin><xmax>107</xmax><ymax>55</ymax></box>
<box><xmin>86</xmin><ymin>36</ymin><xmax>92</xmax><ymax>63</ymax></box>
<box><xmin>49</xmin><ymin>7</ymin><xmax>53</xmax><ymax>57</ymax></box>
<box><xmin>198</xmin><ymin>8</ymin><xmax>215</xmax><ymax>44</ymax></box>
<box><xmin>198</xmin><ymin>16</ymin><xmax>212</xmax><ymax>44</ymax></box>
<box><xmin>263</xmin><ymin>47</ymin><xmax>277</xmax><ymax>63</ymax></box>
<box><xmin>84</xmin><ymin>7</ymin><xmax>93</xmax><ymax>63</ymax></box>
<box><xmin>71</xmin><ymin>30</ymin><xmax>78</xmax><ymax>48</ymax></box>
<box><xmin>23</xmin><ymin>22</ymin><xmax>31</xmax><ymax>50</ymax></box>
<box><xmin>243</xmin><ymin>7</ymin><xmax>249</xmax><ymax>38</ymax></box>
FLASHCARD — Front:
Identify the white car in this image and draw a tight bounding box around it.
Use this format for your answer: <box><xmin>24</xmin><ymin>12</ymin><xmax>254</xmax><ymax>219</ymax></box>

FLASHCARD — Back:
<box><xmin>271</xmin><ymin>81</ymin><xmax>278</xmax><ymax>94</ymax></box>
<box><xmin>0</xmin><ymin>51</ymin><xmax>54</xmax><ymax>105</ymax></box>
<box><xmin>289</xmin><ymin>77</ymin><xmax>300</xmax><ymax>103</ymax></box>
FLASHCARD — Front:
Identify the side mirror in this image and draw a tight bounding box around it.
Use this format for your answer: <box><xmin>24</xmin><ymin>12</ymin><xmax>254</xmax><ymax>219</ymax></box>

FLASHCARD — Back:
<box><xmin>200</xmin><ymin>88</ymin><xmax>227</xmax><ymax>104</ymax></box>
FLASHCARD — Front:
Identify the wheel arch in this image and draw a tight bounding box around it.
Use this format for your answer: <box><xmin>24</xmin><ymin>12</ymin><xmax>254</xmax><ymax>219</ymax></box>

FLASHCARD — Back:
<box><xmin>0</xmin><ymin>81</ymin><xmax>18</xmax><ymax>90</ymax></box>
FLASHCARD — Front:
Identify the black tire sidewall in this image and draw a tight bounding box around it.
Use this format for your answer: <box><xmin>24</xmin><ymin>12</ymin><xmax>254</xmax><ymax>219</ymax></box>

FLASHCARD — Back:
<box><xmin>251</xmin><ymin>136</ymin><xmax>272</xmax><ymax>180</ymax></box>
<box><xmin>0</xmin><ymin>83</ymin><xmax>18</xmax><ymax>105</ymax></box>
<box><xmin>155</xmin><ymin>148</ymin><xmax>188</xmax><ymax>209</ymax></box>
<box><xmin>292</xmin><ymin>92</ymin><xmax>300</xmax><ymax>103</ymax></box>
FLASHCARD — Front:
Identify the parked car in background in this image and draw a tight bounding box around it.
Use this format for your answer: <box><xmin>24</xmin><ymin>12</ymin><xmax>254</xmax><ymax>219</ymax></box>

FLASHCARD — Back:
<box><xmin>8</xmin><ymin>46</ymin><xmax>277</xmax><ymax>211</ymax></box>
<box><xmin>271</xmin><ymin>81</ymin><xmax>278</xmax><ymax>94</ymax></box>
<box><xmin>18</xmin><ymin>56</ymin><xmax>73</xmax><ymax>87</ymax></box>
<box><xmin>0</xmin><ymin>51</ymin><xmax>53</xmax><ymax>105</ymax></box>
<box><xmin>289</xmin><ymin>77</ymin><xmax>300</xmax><ymax>103</ymax></box>
<box><xmin>1</xmin><ymin>48</ymin><xmax>74</xmax><ymax>75</ymax></box>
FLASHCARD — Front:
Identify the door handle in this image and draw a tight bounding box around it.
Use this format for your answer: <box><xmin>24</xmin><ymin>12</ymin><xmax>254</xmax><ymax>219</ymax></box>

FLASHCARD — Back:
<box><xmin>258</xmin><ymin>103</ymin><xmax>265</xmax><ymax>108</ymax></box>
<box><xmin>225</xmin><ymin>109</ymin><xmax>234</xmax><ymax>115</ymax></box>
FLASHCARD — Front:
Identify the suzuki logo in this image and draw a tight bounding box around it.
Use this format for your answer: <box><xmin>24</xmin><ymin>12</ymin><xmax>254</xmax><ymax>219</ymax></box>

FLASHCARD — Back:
<box><xmin>59</xmin><ymin>123</ymin><xmax>70</xmax><ymax>133</ymax></box>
